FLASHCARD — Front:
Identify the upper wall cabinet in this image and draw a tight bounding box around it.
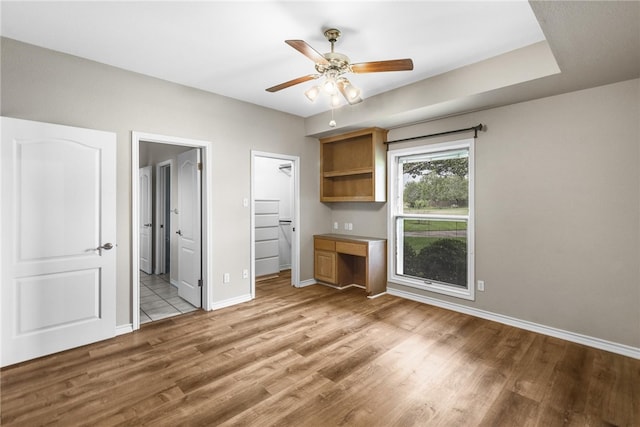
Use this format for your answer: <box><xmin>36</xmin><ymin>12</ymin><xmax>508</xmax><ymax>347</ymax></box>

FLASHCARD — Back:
<box><xmin>320</xmin><ymin>127</ymin><xmax>388</xmax><ymax>202</ymax></box>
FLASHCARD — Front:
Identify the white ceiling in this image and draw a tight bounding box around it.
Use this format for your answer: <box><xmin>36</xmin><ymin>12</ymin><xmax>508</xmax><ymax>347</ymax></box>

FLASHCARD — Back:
<box><xmin>0</xmin><ymin>1</ymin><xmax>547</xmax><ymax>118</ymax></box>
<box><xmin>1</xmin><ymin>1</ymin><xmax>638</xmax><ymax>130</ymax></box>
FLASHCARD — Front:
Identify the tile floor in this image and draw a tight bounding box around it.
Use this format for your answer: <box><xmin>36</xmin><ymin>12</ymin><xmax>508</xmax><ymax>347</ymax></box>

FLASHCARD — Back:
<box><xmin>139</xmin><ymin>272</ymin><xmax>198</xmax><ymax>324</ymax></box>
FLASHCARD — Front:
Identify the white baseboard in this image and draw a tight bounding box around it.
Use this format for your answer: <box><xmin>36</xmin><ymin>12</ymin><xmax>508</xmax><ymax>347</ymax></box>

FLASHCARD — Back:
<box><xmin>297</xmin><ymin>279</ymin><xmax>317</xmax><ymax>288</ymax></box>
<box><xmin>387</xmin><ymin>287</ymin><xmax>640</xmax><ymax>360</ymax></box>
<box><xmin>367</xmin><ymin>292</ymin><xmax>387</xmax><ymax>299</ymax></box>
<box><xmin>115</xmin><ymin>323</ymin><xmax>133</xmax><ymax>336</ymax></box>
<box><xmin>208</xmin><ymin>294</ymin><xmax>253</xmax><ymax>311</ymax></box>
<box><xmin>311</xmin><ymin>281</ymin><xmax>391</xmax><ymax>300</ymax></box>
<box><xmin>322</xmin><ymin>283</ymin><xmax>365</xmax><ymax>291</ymax></box>
<box><xmin>315</xmin><ymin>282</ymin><xmax>385</xmax><ymax>299</ymax></box>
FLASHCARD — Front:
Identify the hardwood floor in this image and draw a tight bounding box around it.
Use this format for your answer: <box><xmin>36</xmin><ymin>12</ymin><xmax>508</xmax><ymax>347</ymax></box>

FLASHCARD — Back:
<box><xmin>2</xmin><ymin>272</ymin><xmax>638</xmax><ymax>426</ymax></box>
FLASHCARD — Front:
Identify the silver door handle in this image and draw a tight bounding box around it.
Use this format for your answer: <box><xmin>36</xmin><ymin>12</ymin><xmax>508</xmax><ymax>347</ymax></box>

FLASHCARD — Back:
<box><xmin>97</xmin><ymin>243</ymin><xmax>114</xmax><ymax>250</ymax></box>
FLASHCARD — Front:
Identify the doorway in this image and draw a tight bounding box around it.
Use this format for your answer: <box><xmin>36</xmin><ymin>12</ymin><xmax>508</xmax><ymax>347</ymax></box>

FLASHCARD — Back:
<box><xmin>137</xmin><ymin>145</ymin><xmax>202</xmax><ymax>323</ymax></box>
<box><xmin>251</xmin><ymin>151</ymin><xmax>300</xmax><ymax>297</ymax></box>
<box><xmin>131</xmin><ymin>132</ymin><xmax>214</xmax><ymax>330</ymax></box>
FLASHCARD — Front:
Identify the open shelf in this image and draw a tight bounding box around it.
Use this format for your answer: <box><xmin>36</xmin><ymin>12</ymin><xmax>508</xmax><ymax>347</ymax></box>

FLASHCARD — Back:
<box><xmin>320</xmin><ymin>127</ymin><xmax>388</xmax><ymax>202</ymax></box>
<box><xmin>323</xmin><ymin>167</ymin><xmax>373</xmax><ymax>178</ymax></box>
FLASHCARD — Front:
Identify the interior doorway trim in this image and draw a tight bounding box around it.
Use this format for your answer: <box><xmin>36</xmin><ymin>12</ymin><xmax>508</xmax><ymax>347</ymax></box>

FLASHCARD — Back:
<box><xmin>131</xmin><ymin>131</ymin><xmax>214</xmax><ymax>330</ymax></box>
<box><xmin>155</xmin><ymin>159</ymin><xmax>173</xmax><ymax>275</ymax></box>
<box><xmin>250</xmin><ymin>151</ymin><xmax>301</xmax><ymax>297</ymax></box>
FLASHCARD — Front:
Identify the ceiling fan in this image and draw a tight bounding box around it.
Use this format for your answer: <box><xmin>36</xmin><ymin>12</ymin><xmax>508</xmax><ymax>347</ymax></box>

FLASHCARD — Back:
<box><xmin>266</xmin><ymin>28</ymin><xmax>414</xmax><ymax>106</ymax></box>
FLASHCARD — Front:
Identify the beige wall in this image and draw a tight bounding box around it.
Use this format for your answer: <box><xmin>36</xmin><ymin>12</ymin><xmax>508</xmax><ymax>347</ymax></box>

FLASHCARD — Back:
<box><xmin>1</xmin><ymin>38</ymin><xmax>332</xmax><ymax>326</ymax></box>
<box><xmin>329</xmin><ymin>79</ymin><xmax>640</xmax><ymax>348</ymax></box>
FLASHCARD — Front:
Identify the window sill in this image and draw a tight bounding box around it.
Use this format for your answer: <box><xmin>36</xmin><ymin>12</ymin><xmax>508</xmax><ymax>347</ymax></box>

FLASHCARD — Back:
<box><xmin>389</xmin><ymin>274</ymin><xmax>475</xmax><ymax>301</ymax></box>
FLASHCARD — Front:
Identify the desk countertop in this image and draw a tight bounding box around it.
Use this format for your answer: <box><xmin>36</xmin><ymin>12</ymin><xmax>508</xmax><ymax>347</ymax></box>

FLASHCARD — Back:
<box><xmin>314</xmin><ymin>234</ymin><xmax>386</xmax><ymax>243</ymax></box>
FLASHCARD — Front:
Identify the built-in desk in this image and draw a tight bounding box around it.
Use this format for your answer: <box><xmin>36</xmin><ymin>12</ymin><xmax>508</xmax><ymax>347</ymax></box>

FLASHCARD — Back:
<box><xmin>314</xmin><ymin>234</ymin><xmax>387</xmax><ymax>297</ymax></box>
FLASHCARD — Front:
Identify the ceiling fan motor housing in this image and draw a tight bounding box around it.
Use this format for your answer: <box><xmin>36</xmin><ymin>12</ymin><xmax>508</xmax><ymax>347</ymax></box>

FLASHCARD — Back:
<box><xmin>316</xmin><ymin>52</ymin><xmax>351</xmax><ymax>76</ymax></box>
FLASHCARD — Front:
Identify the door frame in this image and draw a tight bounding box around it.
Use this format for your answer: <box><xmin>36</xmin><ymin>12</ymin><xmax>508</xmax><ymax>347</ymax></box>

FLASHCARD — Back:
<box><xmin>132</xmin><ymin>131</ymin><xmax>213</xmax><ymax>330</ymax></box>
<box><xmin>250</xmin><ymin>151</ymin><xmax>300</xmax><ymax>297</ymax></box>
<box><xmin>154</xmin><ymin>159</ymin><xmax>173</xmax><ymax>275</ymax></box>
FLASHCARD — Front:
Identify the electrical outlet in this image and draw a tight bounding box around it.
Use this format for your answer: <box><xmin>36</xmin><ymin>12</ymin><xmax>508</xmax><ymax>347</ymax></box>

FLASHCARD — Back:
<box><xmin>477</xmin><ymin>280</ymin><xmax>485</xmax><ymax>291</ymax></box>
<box><xmin>242</xmin><ymin>269</ymin><xmax>248</xmax><ymax>279</ymax></box>
<box><xmin>223</xmin><ymin>273</ymin><xmax>230</xmax><ymax>283</ymax></box>
<box><xmin>334</xmin><ymin>222</ymin><xmax>339</xmax><ymax>230</ymax></box>
<box><xmin>344</xmin><ymin>223</ymin><xmax>349</xmax><ymax>230</ymax></box>
<box><xmin>347</xmin><ymin>223</ymin><xmax>353</xmax><ymax>230</ymax></box>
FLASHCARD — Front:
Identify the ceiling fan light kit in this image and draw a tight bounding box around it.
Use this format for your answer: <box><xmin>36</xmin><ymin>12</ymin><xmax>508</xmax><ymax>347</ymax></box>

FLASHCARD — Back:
<box><xmin>266</xmin><ymin>28</ymin><xmax>414</xmax><ymax>126</ymax></box>
<box><xmin>304</xmin><ymin>85</ymin><xmax>321</xmax><ymax>102</ymax></box>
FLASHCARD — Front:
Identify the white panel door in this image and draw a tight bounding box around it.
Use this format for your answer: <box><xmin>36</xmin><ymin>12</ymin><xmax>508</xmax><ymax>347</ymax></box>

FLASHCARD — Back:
<box><xmin>139</xmin><ymin>166</ymin><xmax>153</xmax><ymax>274</ymax></box>
<box><xmin>176</xmin><ymin>149</ymin><xmax>201</xmax><ymax>307</ymax></box>
<box><xmin>1</xmin><ymin>117</ymin><xmax>116</xmax><ymax>367</ymax></box>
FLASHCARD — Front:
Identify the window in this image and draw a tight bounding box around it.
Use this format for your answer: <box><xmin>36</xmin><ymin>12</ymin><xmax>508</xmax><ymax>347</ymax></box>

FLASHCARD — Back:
<box><xmin>388</xmin><ymin>139</ymin><xmax>474</xmax><ymax>300</ymax></box>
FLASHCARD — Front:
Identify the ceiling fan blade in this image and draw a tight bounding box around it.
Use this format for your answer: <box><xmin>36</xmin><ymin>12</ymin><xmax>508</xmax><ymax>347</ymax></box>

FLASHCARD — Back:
<box><xmin>351</xmin><ymin>59</ymin><xmax>414</xmax><ymax>73</ymax></box>
<box><xmin>265</xmin><ymin>74</ymin><xmax>319</xmax><ymax>93</ymax></box>
<box><xmin>337</xmin><ymin>78</ymin><xmax>363</xmax><ymax>105</ymax></box>
<box><xmin>285</xmin><ymin>40</ymin><xmax>330</xmax><ymax>65</ymax></box>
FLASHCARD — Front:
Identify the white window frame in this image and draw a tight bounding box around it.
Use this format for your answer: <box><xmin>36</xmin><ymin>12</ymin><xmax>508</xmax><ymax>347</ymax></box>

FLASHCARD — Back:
<box><xmin>387</xmin><ymin>138</ymin><xmax>475</xmax><ymax>300</ymax></box>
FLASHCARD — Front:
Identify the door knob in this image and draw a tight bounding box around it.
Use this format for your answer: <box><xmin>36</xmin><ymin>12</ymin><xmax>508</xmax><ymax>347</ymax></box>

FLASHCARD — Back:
<box><xmin>176</xmin><ymin>230</ymin><xmax>182</xmax><ymax>236</ymax></box>
<box><xmin>97</xmin><ymin>243</ymin><xmax>114</xmax><ymax>250</ymax></box>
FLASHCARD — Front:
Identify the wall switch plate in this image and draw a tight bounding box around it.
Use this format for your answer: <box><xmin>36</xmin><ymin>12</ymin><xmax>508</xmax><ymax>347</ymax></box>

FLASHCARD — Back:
<box><xmin>242</xmin><ymin>269</ymin><xmax>248</xmax><ymax>279</ymax></box>
<box><xmin>344</xmin><ymin>223</ymin><xmax>349</xmax><ymax>230</ymax></box>
<box><xmin>347</xmin><ymin>223</ymin><xmax>353</xmax><ymax>230</ymax></box>
<box><xmin>477</xmin><ymin>280</ymin><xmax>485</xmax><ymax>291</ymax></box>
<box><xmin>223</xmin><ymin>273</ymin><xmax>230</xmax><ymax>283</ymax></box>
<box><xmin>242</xmin><ymin>198</ymin><xmax>248</xmax><ymax>207</ymax></box>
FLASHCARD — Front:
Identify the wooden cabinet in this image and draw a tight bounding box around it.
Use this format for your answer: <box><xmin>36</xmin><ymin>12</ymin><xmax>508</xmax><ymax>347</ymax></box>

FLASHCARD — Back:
<box><xmin>314</xmin><ymin>251</ymin><xmax>337</xmax><ymax>284</ymax></box>
<box><xmin>314</xmin><ymin>234</ymin><xmax>387</xmax><ymax>297</ymax></box>
<box><xmin>314</xmin><ymin>237</ymin><xmax>337</xmax><ymax>283</ymax></box>
<box><xmin>320</xmin><ymin>127</ymin><xmax>388</xmax><ymax>202</ymax></box>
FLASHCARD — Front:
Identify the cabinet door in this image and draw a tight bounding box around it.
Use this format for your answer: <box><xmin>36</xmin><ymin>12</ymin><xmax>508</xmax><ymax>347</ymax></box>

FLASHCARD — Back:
<box><xmin>314</xmin><ymin>250</ymin><xmax>337</xmax><ymax>284</ymax></box>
